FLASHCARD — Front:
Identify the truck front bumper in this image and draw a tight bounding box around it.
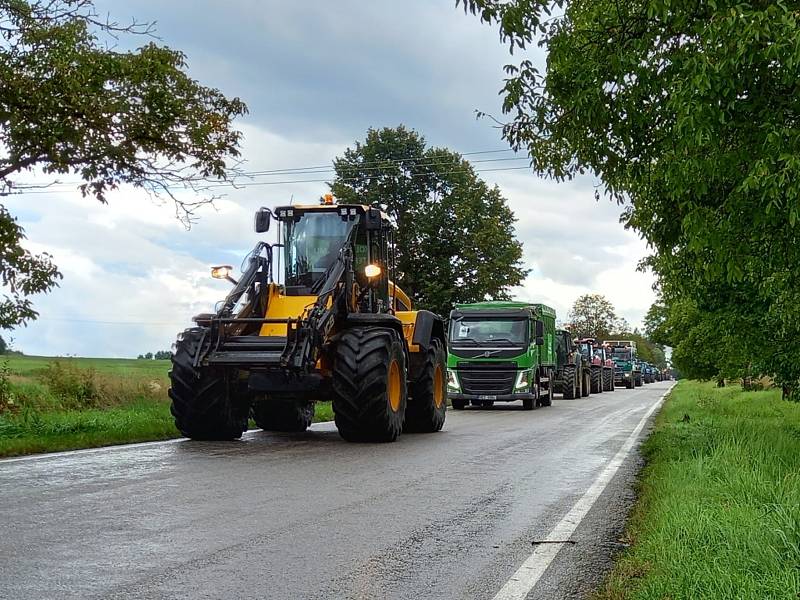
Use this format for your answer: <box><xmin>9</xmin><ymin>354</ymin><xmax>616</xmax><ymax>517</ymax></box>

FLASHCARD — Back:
<box><xmin>448</xmin><ymin>392</ymin><xmax>536</xmax><ymax>403</ymax></box>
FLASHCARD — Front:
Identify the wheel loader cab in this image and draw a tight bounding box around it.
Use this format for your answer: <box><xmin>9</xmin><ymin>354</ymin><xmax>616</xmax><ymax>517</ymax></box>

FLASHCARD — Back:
<box><xmin>276</xmin><ymin>204</ymin><xmax>391</xmax><ymax>310</ymax></box>
<box><xmin>168</xmin><ymin>198</ymin><xmax>447</xmax><ymax>445</ymax></box>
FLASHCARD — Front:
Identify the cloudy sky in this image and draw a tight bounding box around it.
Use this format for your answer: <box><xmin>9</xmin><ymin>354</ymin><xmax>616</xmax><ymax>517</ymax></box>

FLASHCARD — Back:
<box><xmin>5</xmin><ymin>0</ymin><xmax>655</xmax><ymax>358</ymax></box>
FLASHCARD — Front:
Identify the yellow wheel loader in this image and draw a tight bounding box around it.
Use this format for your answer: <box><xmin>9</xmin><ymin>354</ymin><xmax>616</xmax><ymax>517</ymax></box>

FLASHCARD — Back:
<box><xmin>168</xmin><ymin>197</ymin><xmax>447</xmax><ymax>443</ymax></box>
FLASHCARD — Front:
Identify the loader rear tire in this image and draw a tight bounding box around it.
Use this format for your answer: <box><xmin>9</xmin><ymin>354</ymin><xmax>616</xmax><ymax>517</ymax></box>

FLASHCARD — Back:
<box><xmin>332</xmin><ymin>327</ymin><xmax>407</xmax><ymax>443</ymax></box>
<box><xmin>169</xmin><ymin>328</ymin><xmax>248</xmax><ymax>440</ymax></box>
<box><xmin>591</xmin><ymin>367</ymin><xmax>603</xmax><ymax>394</ymax></box>
<box><xmin>562</xmin><ymin>365</ymin><xmax>577</xmax><ymax>399</ymax></box>
<box><xmin>252</xmin><ymin>400</ymin><xmax>314</xmax><ymax>432</ymax></box>
<box><xmin>405</xmin><ymin>338</ymin><xmax>447</xmax><ymax>433</ymax></box>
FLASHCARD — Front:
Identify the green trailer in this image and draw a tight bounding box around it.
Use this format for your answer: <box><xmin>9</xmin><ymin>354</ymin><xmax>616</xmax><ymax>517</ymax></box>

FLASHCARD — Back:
<box><xmin>446</xmin><ymin>301</ymin><xmax>557</xmax><ymax>410</ymax></box>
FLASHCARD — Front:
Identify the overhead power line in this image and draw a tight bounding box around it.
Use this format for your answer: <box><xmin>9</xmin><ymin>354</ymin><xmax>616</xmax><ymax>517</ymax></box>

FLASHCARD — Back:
<box><xmin>10</xmin><ymin>148</ymin><xmax>524</xmax><ymax>193</ymax></box>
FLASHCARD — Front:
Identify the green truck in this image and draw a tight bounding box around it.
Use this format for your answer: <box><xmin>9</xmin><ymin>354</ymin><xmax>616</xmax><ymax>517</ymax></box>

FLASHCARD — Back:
<box><xmin>446</xmin><ymin>301</ymin><xmax>557</xmax><ymax>410</ymax></box>
<box><xmin>606</xmin><ymin>340</ymin><xmax>642</xmax><ymax>389</ymax></box>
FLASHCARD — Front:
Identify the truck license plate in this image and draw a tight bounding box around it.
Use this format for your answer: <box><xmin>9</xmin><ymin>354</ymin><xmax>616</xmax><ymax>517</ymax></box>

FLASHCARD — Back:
<box><xmin>478</xmin><ymin>395</ymin><xmax>497</xmax><ymax>400</ymax></box>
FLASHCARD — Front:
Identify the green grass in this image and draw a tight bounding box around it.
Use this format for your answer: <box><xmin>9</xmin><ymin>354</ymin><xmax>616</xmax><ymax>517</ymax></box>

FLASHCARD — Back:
<box><xmin>0</xmin><ymin>355</ymin><xmax>334</xmax><ymax>457</ymax></box>
<box><xmin>595</xmin><ymin>381</ymin><xmax>800</xmax><ymax>600</ymax></box>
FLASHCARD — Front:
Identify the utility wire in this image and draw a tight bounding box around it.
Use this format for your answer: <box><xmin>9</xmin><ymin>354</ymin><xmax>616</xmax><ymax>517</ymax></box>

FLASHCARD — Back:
<box><xmin>11</xmin><ymin>148</ymin><xmax>521</xmax><ymax>191</ymax></box>
<box><xmin>14</xmin><ymin>164</ymin><xmax>533</xmax><ymax>195</ymax></box>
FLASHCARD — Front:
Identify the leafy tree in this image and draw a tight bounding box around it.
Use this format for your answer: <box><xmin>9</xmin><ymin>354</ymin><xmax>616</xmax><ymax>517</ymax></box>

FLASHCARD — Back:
<box><xmin>460</xmin><ymin>1</ymin><xmax>800</xmax><ymax>395</ymax></box>
<box><xmin>566</xmin><ymin>293</ymin><xmax>618</xmax><ymax>339</ymax></box>
<box><xmin>154</xmin><ymin>350</ymin><xmax>170</xmax><ymax>360</ymax></box>
<box><xmin>330</xmin><ymin>126</ymin><xmax>528</xmax><ymax>316</ymax></box>
<box><xmin>0</xmin><ymin>335</ymin><xmax>7</xmax><ymax>354</ymax></box>
<box><xmin>1</xmin><ymin>0</ymin><xmax>247</xmax><ymax>329</ymax></box>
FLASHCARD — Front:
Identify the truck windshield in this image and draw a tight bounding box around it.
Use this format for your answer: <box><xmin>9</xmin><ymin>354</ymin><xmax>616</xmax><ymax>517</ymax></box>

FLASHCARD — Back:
<box><xmin>283</xmin><ymin>212</ymin><xmax>353</xmax><ymax>289</ymax></box>
<box><xmin>449</xmin><ymin>318</ymin><xmax>528</xmax><ymax>345</ymax></box>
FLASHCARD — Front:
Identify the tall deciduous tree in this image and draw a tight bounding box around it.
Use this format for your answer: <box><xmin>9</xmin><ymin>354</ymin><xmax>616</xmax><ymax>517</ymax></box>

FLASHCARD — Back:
<box><xmin>567</xmin><ymin>293</ymin><xmax>617</xmax><ymax>339</ymax></box>
<box><xmin>460</xmin><ymin>1</ymin><xmax>800</xmax><ymax>394</ymax></box>
<box><xmin>331</xmin><ymin>126</ymin><xmax>528</xmax><ymax>316</ymax></box>
<box><xmin>1</xmin><ymin>0</ymin><xmax>247</xmax><ymax>328</ymax></box>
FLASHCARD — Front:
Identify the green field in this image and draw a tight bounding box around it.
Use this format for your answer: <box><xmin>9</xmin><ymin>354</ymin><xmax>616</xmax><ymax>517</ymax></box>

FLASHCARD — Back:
<box><xmin>0</xmin><ymin>355</ymin><xmax>333</xmax><ymax>457</ymax></box>
<box><xmin>596</xmin><ymin>381</ymin><xmax>800</xmax><ymax>600</ymax></box>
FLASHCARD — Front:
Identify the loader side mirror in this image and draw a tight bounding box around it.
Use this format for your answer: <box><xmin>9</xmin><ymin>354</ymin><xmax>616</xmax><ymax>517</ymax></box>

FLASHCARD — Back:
<box><xmin>254</xmin><ymin>208</ymin><xmax>272</xmax><ymax>233</ymax></box>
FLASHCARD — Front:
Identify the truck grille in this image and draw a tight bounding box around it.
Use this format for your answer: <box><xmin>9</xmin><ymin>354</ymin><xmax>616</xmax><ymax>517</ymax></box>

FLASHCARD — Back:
<box><xmin>456</xmin><ymin>362</ymin><xmax>516</xmax><ymax>395</ymax></box>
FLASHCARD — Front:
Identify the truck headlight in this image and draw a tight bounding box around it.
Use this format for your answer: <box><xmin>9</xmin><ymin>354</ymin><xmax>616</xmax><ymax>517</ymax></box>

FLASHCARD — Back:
<box><xmin>447</xmin><ymin>369</ymin><xmax>460</xmax><ymax>392</ymax></box>
<box><xmin>515</xmin><ymin>369</ymin><xmax>532</xmax><ymax>391</ymax></box>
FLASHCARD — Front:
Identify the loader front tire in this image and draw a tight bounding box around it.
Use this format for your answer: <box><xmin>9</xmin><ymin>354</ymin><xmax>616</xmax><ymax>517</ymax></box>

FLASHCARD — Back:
<box><xmin>169</xmin><ymin>328</ymin><xmax>248</xmax><ymax>440</ymax></box>
<box><xmin>252</xmin><ymin>400</ymin><xmax>314</xmax><ymax>432</ymax></box>
<box><xmin>405</xmin><ymin>338</ymin><xmax>447</xmax><ymax>433</ymax></box>
<box><xmin>332</xmin><ymin>328</ymin><xmax>407</xmax><ymax>443</ymax></box>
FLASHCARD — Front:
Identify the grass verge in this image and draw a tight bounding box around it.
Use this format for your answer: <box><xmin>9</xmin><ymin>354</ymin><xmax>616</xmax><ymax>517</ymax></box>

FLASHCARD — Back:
<box><xmin>595</xmin><ymin>380</ymin><xmax>800</xmax><ymax>600</ymax></box>
<box><xmin>0</xmin><ymin>355</ymin><xmax>334</xmax><ymax>458</ymax></box>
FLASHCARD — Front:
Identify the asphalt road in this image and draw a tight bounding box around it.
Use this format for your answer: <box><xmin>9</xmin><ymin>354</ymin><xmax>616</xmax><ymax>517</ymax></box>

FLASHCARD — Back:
<box><xmin>0</xmin><ymin>381</ymin><xmax>673</xmax><ymax>600</ymax></box>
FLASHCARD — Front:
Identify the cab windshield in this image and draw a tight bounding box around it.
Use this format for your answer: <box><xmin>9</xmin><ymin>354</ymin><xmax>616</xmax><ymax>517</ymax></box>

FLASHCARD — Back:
<box><xmin>612</xmin><ymin>348</ymin><xmax>632</xmax><ymax>361</ymax></box>
<box><xmin>283</xmin><ymin>212</ymin><xmax>354</xmax><ymax>290</ymax></box>
<box><xmin>449</xmin><ymin>318</ymin><xmax>528</xmax><ymax>346</ymax></box>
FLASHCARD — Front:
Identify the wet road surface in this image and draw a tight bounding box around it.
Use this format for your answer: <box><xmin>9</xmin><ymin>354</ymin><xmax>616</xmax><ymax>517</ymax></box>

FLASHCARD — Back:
<box><xmin>0</xmin><ymin>381</ymin><xmax>673</xmax><ymax>600</ymax></box>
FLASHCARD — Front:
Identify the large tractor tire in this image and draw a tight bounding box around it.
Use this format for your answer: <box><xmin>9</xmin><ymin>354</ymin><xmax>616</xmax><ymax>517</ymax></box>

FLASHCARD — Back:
<box><xmin>635</xmin><ymin>373</ymin><xmax>643</xmax><ymax>387</ymax></box>
<box><xmin>405</xmin><ymin>338</ymin><xmax>447</xmax><ymax>433</ymax></box>
<box><xmin>604</xmin><ymin>369</ymin><xmax>614</xmax><ymax>392</ymax></box>
<box><xmin>332</xmin><ymin>327</ymin><xmax>407</xmax><ymax>443</ymax></box>
<box><xmin>590</xmin><ymin>366</ymin><xmax>603</xmax><ymax>394</ymax></box>
<box><xmin>581</xmin><ymin>367</ymin><xmax>591</xmax><ymax>397</ymax></box>
<box><xmin>626</xmin><ymin>374</ymin><xmax>635</xmax><ymax>389</ymax></box>
<box><xmin>252</xmin><ymin>400</ymin><xmax>314</xmax><ymax>432</ymax></box>
<box><xmin>561</xmin><ymin>365</ymin><xmax>577</xmax><ymax>399</ymax></box>
<box><xmin>451</xmin><ymin>398</ymin><xmax>467</xmax><ymax>410</ymax></box>
<box><xmin>169</xmin><ymin>328</ymin><xmax>248</xmax><ymax>440</ymax></box>
<box><xmin>537</xmin><ymin>369</ymin><xmax>553</xmax><ymax>407</ymax></box>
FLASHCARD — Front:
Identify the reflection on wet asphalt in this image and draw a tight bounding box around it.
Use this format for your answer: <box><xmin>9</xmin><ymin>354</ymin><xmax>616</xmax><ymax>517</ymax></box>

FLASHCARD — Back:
<box><xmin>0</xmin><ymin>383</ymin><xmax>672</xmax><ymax>600</ymax></box>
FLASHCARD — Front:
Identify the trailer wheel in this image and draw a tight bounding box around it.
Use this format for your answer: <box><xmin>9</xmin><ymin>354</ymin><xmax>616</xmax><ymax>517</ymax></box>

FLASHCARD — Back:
<box><xmin>252</xmin><ymin>400</ymin><xmax>314</xmax><ymax>432</ymax></box>
<box><xmin>169</xmin><ymin>328</ymin><xmax>248</xmax><ymax>440</ymax></box>
<box><xmin>590</xmin><ymin>366</ymin><xmax>603</xmax><ymax>394</ymax></box>
<box><xmin>451</xmin><ymin>399</ymin><xmax>467</xmax><ymax>410</ymax></box>
<box><xmin>332</xmin><ymin>327</ymin><xmax>407</xmax><ymax>443</ymax></box>
<box><xmin>404</xmin><ymin>338</ymin><xmax>447</xmax><ymax>433</ymax></box>
<box><xmin>562</xmin><ymin>365</ymin><xmax>577</xmax><ymax>399</ymax></box>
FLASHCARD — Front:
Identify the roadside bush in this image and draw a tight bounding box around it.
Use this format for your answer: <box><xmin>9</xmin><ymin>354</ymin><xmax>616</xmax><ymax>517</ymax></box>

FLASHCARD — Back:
<box><xmin>39</xmin><ymin>361</ymin><xmax>103</xmax><ymax>409</ymax></box>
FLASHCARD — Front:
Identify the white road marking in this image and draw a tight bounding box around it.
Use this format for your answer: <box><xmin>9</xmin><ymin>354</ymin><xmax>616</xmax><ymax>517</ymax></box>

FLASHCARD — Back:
<box><xmin>0</xmin><ymin>421</ymin><xmax>336</xmax><ymax>465</ymax></box>
<box><xmin>492</xmin><ymin>384</ymin><xmax>675</xmax><ymax>600</ymax></box>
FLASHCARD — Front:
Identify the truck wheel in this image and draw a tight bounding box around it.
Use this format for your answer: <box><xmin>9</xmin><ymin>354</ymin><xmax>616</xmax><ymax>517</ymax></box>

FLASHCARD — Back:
<box><xmin>562</xmin><ymin>365</ymin><xmax>577</xmax><ymax>399</ymax></box>
<box><xmin>627</xmin><ymin>376</ymin><xmax>635</xmax><ymax>389</ymax></box>
<box><xmin>591</xmin><ymin>367</ymin><xmax>603</xmax><ymax>394</ymax></box>
<box><xmin>169</xmin><ymin>328</ymin><xmax>248</xmax><ymax>440</ymax></box>
<box><xmin>404</xmin><ymin>338</ymin><xmax>447</xmax><ymax>433</ymax></box>
<box><xmin>252</xmin><ymin>400</ymin><xmax>314</xmax><ymax>432</ymax></box>
<box><xmin>332</xmin><ymin>327</ymin><xmax>407</xmax><ymax>443</ymax></box>
<box><xmin>605</xmin><ymin>370</ymin><xmax>614</xmax><ymax>391</ymax></box>
<box><xmin>451</xmin><ymin>399</ymin><xmax>467</xmax><ymax>410</ymax></box>
<box><xmin>635</xmin><ymin>374</ymin><xmax>643</xmax><ymax>387</ymax></box>
<box><xmin>537</xmin><ymin>369</ymin><xmax>553</xmax><ymax>407</ymax></box>
<box><xmin>581</xmin><ymin>368</ymin><xmax>591</xmax><ymax>397</ymax></box>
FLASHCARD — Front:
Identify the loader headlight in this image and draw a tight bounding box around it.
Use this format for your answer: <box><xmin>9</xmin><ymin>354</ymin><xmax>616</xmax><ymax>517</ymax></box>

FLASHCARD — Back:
<box><xmin>364</xmin><ymin>263</ymin><xmax>382</xmax><ymax>278</ymax></box>
<box><xmin>211</xmin><ymin>265</ymin><xmax>237</xmax><ymax>284</ymax></box>
<box><xmin>447</xmin><ymin>369</ymin><xmax>460</xmax><ymax>392</ymax></box>
<box><xmin>515</xmin><ymin>369</ymin><xmax>532</xmax><ymax>391</ymax></box>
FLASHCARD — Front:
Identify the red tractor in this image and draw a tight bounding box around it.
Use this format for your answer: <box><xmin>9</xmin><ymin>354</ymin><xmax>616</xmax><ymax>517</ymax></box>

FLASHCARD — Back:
<box><xmin>593</xmin><ymin>342</ymin><xmax>616</xmax><ymax>392</ymax></box>
<box><xmin>576</xmin><ymin>338</ymin><xmax>615</xmax><ymax>394</ymax></box>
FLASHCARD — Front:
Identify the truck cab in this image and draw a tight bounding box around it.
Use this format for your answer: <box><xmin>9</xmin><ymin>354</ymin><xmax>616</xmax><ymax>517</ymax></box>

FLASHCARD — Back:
<box><xmin>447</xmin><ymin>301</ymin><xmax>556</xmax><ymax>411</ymax></box>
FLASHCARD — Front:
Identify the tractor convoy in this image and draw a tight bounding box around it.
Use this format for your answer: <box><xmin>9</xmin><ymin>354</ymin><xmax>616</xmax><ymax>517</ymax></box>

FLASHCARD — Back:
<box><xmin>168</xmin><ymin>197</ymin><xmax>666</xmax><ymax>443</ymax></box>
